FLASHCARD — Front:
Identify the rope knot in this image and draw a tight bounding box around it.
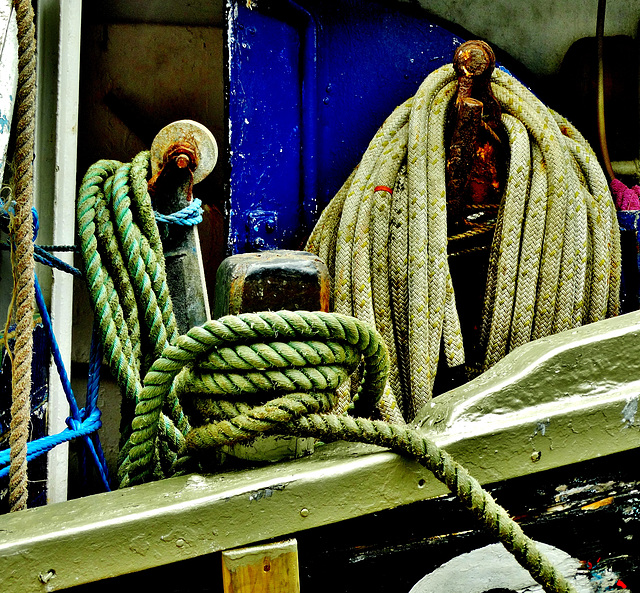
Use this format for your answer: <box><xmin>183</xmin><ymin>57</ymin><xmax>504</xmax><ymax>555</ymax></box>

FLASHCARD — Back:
<box><xmin>154</xmin><ymin>198</ymin><xmax>204</xmax><ymax>226</ymax></box>
<box><xmin>177</xmin><ymin>311</ymin><xmax>389</xmax><ymax>453</ymax></box>
<box><xmin>118</xmin><ymin>311</ymin><xmax>389</xmax><ymax>486</ymax></box>
<box><xmin>65</xmin><ymin>416</ymin><xmax>81</xmax><ymax>432</ymax></box>
<box><xmin>65</xmin><ymin>408</ymin><xmax>102</xmax><ymax>433</ymax></box>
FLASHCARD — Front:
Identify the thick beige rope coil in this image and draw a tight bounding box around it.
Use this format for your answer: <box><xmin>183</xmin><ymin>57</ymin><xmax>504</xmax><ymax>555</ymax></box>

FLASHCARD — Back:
<box><xmin>306</xmin><ymin>64</ymin><xmax>620</xmax><ymax>422</ymax></box>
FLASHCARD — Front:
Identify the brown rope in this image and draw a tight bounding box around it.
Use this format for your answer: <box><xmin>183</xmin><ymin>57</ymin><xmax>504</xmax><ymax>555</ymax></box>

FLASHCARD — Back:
<box><xmin>8</xmin><ymin>0</ymin><xmax>37</xmax><ymax>513</ymax></box>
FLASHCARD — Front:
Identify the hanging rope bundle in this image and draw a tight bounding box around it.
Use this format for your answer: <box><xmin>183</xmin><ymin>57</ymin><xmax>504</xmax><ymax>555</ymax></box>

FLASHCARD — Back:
<box><xmin>305</xmin><ymin>63</ymin><xmax>621</xmax><ymax>421</ymax></box>
<box><xmin>77</xmin><ymin>151</ymin><xmax>191</xmax><ymax>484</ymax></box>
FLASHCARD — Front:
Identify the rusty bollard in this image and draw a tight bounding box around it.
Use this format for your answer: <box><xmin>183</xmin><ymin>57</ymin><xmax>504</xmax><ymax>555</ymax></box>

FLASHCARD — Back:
<box><xmin>446</xmin><ymin>40</ymin><xmax>503</xmax><ymax>232</ymax></box>
<box><xmin>213</xmin><ymin>250</ymin><xmax>331</xmax><ymax>462</ymax></box>
<box><xmin>148</xmin><ymin>120</ymin><xmax>218</xmax><ymax>334</ymax></box>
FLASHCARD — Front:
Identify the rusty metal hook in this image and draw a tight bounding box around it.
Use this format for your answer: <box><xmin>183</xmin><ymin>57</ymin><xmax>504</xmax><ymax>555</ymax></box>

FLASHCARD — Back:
<box><xmin>446</xmin><ymin>40</ymin><xmax>503</xmax><ymax>232</ymax></box>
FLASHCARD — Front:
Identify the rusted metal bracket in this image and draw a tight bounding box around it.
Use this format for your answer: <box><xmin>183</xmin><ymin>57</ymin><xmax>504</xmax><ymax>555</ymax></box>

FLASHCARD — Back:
<box><xmin>446</xmin><ymin>40</ymin><xmax>503</xmax><ymax>232</ymax></box>
<box><xmin>148</xmin><ymin>120</ymin><xmax>218</xmax><ymax>334</ymax></box>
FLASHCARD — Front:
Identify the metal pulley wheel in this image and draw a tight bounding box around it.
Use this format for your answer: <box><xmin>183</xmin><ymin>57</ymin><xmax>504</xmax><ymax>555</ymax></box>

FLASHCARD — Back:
<box><xmin>150</xmin><ymin>119</ymin><xmax>218</xmax><ymax>184</ymax></box>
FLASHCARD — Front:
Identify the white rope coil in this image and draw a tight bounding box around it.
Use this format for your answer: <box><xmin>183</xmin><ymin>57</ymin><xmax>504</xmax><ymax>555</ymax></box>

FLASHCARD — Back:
<box><xmin>306</xmin><ymin>64</ymin><xmax>620</xmax><ymax>422</ymax></box>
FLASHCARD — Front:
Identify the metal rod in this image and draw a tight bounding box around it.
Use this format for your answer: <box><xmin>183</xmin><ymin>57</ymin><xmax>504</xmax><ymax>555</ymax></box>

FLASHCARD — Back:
<box><xmin>596</xmin><ymin>0</ymin><xmax>615</xmax><ymax>182</ymax></box>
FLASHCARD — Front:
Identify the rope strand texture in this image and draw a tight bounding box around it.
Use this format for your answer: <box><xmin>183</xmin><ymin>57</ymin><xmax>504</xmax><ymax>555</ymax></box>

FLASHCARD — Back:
<box><xmin>76</xmin><ymin>152</ymin><xmax>188</xmax><ymax>486</ymax></box>
<box><xmin>8</xmin><ymin>0</ymin><xmax>37</xmax><ymax>513</ymax></box>
<box><xmin>119</xmin><ymin>311</ymin><xmax>388</xmax><ymax>486</ymax></box>
<box><xmin>305</xmin><ymin>64</ymin><xmax>620</xmax><ymax>420</ymax></box>
<box><xmin>129</xmin><ymin>310</ymin><xmax>576</xmax><ymax>593</ymax></box>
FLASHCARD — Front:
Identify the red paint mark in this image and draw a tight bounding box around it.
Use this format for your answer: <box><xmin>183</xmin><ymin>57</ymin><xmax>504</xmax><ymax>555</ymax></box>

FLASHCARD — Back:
<box><xmin>374</xmin><ymin>186</ymin><xmax>393</xmax><ymax>194</ymax></box>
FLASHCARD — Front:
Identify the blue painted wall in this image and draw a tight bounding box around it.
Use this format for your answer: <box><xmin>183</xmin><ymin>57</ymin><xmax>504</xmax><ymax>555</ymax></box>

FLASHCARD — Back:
<box><xmin>226</xmin><ymin>0</ymin><xmax>465</xmax><ymax>253</ymax></box>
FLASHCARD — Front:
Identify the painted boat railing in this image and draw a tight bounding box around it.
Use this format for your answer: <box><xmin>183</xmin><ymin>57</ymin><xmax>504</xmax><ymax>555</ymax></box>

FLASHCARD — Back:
<box><xmin>0</xmin><ymin>308</ymin><xmax>638</xmax><ymax>592</ymax></box>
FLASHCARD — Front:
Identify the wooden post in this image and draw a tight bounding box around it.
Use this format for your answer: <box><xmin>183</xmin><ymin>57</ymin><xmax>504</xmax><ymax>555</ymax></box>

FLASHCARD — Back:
<box><xmin>213</xmin><ymin>249</ymin><xmax>330</xmax><ymax>462</ymax></box>
<box><xmin>222</xmin><ymin>539</ymin><xmax>301</xmax><ymax>593</ymax></box>
<box><xmin>213</xmin><ymin>250</ymin><xmax>330</xmax><ymax>318</ymax></box>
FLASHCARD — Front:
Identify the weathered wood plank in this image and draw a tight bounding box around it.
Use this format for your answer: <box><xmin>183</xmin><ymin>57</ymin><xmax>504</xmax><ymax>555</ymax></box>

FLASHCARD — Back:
<box><xmin>222</xmin><ymin>539</ymin><xmax>300</xmax><ymax>593</ymax></box>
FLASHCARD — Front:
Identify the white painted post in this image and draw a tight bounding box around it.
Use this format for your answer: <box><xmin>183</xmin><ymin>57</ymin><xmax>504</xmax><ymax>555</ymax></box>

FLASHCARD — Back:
<box><xmin>34</xmin><ymin>0</ymin><xmax>83</xmax><ymax>503</ymax></box>
<box><xmin>0</xmin><ymin>2</ymin><xmax>18</xmax><ymax>324</ymax></box>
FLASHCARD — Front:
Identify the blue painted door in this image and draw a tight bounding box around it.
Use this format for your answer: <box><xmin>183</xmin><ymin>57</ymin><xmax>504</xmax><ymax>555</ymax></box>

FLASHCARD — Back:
<box><xmin>226</xmin><ymin>0</ymin><xmax>465</xmax><ymax>253</ymax></box>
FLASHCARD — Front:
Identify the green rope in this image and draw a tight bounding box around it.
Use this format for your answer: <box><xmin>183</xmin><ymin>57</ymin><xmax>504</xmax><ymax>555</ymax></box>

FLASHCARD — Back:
<box><xmin>116</xmin><ymin>310</ymin><xmax>387</xmax><ymax>486</ymax></box>
<box><xmin>76</xmin><ymin>152</ymin><xmax>188</xmax><ymax>483</ymax></box>
<box><xmin>119</xmin><ymin>309</ymin><xmax>575</xmax><ymax>593</ymax></box>
<box><xmin>76</xmin><ymin>153</ymin><xmax>578</xmax><ymax>593</ymax></box>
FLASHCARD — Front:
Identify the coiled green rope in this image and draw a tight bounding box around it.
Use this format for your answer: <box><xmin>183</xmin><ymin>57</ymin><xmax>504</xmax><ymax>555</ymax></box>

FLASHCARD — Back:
<box><xmin>121</xmin><ymin>309</ymin><xmax>576</xmax><ymax>593</ymax></box>
<box><xmin>119</xmin><ymin>310</ymin><xmax>387</xmax><ymax>485</ymax></box>
<box><xmin>77</xmin><ymin>151</ymin><xmax>189</xmax><ymax>483</ymax></box>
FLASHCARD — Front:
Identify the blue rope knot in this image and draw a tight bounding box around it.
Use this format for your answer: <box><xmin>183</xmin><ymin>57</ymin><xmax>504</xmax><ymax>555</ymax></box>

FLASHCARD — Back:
<box><xmin>0</xmin><ymin>192</ymin><xmax>206</xmax><ymax>493</ymax></box>
<box><xmin>0</xmin><ymin>194</ymin><xmax>39</xmax><ymax>241</ymax></box>
<box><xmin>66</xmin><ymin>416</ymin><xmax>81</xmax><ymax>431</ymax></box>
<box><xmin>65</xmin><ymin>407</ymin><xmax>101</xmax><ymax>432</ymax></box>
<box><xmin>154</xmin><ymin>198</ymin><xmax>203</xmax><ymax>226</ymax></box>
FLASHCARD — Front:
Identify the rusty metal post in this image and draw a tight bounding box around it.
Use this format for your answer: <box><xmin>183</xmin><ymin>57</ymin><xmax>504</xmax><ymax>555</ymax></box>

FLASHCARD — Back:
<box><xmin>213</xmin><ymin>249</ymin><xmax>331</xmax><ymax>462</ymax></box>
<box><xmin>446</xmin><ymin>40</ymin><xmax>503</xmax><ymax>231</ymax></box>
<box><xmin>148</xmin><ymin>120</ymin><xmax>217</xmax><ymax>335</ymax></box>
<box><xmin>442</xmin><ymin>41</ymin><xmax>506</xmax><ymax>379</ymax></box>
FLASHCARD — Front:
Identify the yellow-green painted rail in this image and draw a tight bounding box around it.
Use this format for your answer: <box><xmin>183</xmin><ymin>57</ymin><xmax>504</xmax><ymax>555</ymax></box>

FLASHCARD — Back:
<box><xmin>1</xmin><ymin>311</ymin><xmax>639</xmax><ymax>592</ymax></box>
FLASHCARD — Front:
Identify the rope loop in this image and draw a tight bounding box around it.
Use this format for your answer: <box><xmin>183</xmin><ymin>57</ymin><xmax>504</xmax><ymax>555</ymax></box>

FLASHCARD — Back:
<box><xmin>77</xmin><ymin>150</ymin><xmax>190</xmax><ymax>489</ymax></box>
<box><xmin>154</xmin><ymin>198</ymin><xmax>203</xmax><ymax>226</ymax></box>
<box><xmin>305</xmin><ymin>62</ymin><xmax>620</xmax><ymax>420</ymax></box>
<box><xmin>117</xmin><ymin>311</ymin><xmax>389</xmax><ymax>487</ymax></box>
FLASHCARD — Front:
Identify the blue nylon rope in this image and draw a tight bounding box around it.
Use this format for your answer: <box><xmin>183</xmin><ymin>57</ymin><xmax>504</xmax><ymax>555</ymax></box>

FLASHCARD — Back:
<box><xmin>0</xmin><ymin>410</ymin><xmax>102</xmax><ymax>475</ymax></box>
<box><xmin>33</xmin><ymin>245</ymin><xmax>82</xmax><ymax>276</ymax></box>
<box><xmin>154</xmin><ymin>198</ymin><xmax>203</xmax><ymax>225</ymax></box>
<box><xmin>82</xmin><ymin>324</ymin><xmax>110</xmax><ymax>488</ymax></box>
<box><xmin>0</xmin><ymin>276</ymin><xmax>112</xmax><ymax>489</ymax></box>
<box><xmin>0</xmin><ymin>196</ymin><xmax>202</xmax><ymax>490</ymax></box>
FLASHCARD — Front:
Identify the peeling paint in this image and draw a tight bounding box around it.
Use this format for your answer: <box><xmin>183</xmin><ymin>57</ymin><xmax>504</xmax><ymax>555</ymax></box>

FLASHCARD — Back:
<box><xmin>227</xmin><ymin>1</ymin><xmax>464</xmax><ymax>253</ymax></box>
<box><xmin>555</xmin><ymin>481</ymin><xmax>616</xmax><ymax>503</ymax></box>
<box><xmin>129</xmin><ymin>535</ymin><xmax>150</xmax><ymax>556</ymax></box>
<box><xmin>248</xmin><ymin>484</ymin><xmax>285</xmax><ymax>501</ymax></box>
<box><xmin>581</xmin><ymin>496</ymin><xmax>614</xmax><ymax>511</ymax></box>
<box><xmin>183</xmin><ymin>475</ymin><xmax>209</xmax><ymax>491</ymax></box>
<box><xmin>621</xmin><ymin>398</ymin><xmax>637</xmax><ymax>428</ymax></box>
<box><xmin>534</xmin><ymin>418</ymin><xmax>550</xmax><ymax>436</ymax></box>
